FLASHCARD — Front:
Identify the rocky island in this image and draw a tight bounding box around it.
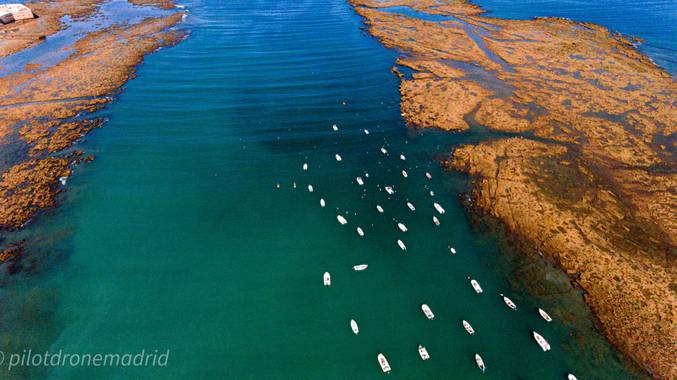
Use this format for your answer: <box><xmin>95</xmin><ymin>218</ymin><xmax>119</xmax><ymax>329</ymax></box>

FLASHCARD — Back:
<box><xmin>349</xmin><ymin>0</ymin><xmax>676</xmax><ymax>378</ymax></box>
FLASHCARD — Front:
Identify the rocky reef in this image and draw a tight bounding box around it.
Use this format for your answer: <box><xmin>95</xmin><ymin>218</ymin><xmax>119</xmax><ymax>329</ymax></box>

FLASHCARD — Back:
<box><xmin>0</xmin><ymin>0</ymin><xmax>186</xmax><ymax>231</ymax></box>
<box><xmin>350</xmin><ymin>0</ymin><xmax>676</xmax><ymax>378</ymax></box>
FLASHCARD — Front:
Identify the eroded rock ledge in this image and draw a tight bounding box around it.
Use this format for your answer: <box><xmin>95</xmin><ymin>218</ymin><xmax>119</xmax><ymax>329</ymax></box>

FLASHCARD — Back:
<box><xmin>0</xmin><ymin>0</ymin><xmax>186</xmax><ymax>231</ymax></box>
<box><xmin>350</xmin><ymin>0</ymin><xmax>676</xmax><ymax>378</ymax></box>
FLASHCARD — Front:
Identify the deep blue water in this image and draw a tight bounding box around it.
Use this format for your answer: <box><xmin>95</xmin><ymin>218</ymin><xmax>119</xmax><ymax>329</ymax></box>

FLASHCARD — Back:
<box><xmin>0</xmin><ymin>0</ymin><xmax>672</xmax><ymax>379</ymax></box>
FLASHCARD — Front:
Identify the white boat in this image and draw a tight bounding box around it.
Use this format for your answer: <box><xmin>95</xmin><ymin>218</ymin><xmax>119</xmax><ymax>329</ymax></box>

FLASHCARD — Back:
<box><xmin>429</xmin><ymin>190</ymin><xmax>435</xmax><ymax>196</ymax></box>
<box><xmin>425</xmin><ymin>172</ymin><xmax>432</xmax><ymax>180</ymax></box>
<box><xmin>332</xmin><ymin>124</ymin><xmax>338</xmax><ymax>131</ymax></box>
<box><xmin>567</xmin><ymin>374</ymin><xmax>578</xmax><ymax>380</ymax></box>
<box><xmin>380</xmin><ymin>147</ymin><xmax>388</xmax><ymax>155</ymax></box>
<box><xmin>401</xmin><ymin>170</ymin><xmax>408</xmax><ymax>178</ymax></box>
<box><xmin>356</xmin><ymin>177</ymin><xmax>364</xmax><ymax>186</ymax></box>
<box><xmin>357</xmin><ymin>227</ymin><xmax>365</xmax><ymax>236</ymax></box>
<box><xmin>353</xmin><ymin>264</ymin><xmax>368</xmax><ymax>271</ymax></box>
<box><xmin>406</xmin><ymin>202</ymin><xmax>416</xmax><ymax>211</ymax></box>
<box><xmin>308</xmin><ymin>185</ymin><xmax>314</xmax><ymax>192</ymax></box>
<box><xmin>432</xmin><ymin>216</ymin><xmax>440</xmax><ymax>226</ymax></box>
<box><xmin>323</xmin><ymin>272</ymin><xmax>331</xmax><ymax>286</ymax></box>
<box><xmin>335</xmin><ymin>154</ymin><xmax>342</xmax><ymax>161</ymax></box>
<box><xmin>532</xmin><ymin>331</ymin><xmax>551</xmax><ymax>351</ymax></box>
<box><xmin>337</xmin><ymin>215</ymin><xmax>348</xmax><ymax>225</ymax></box>
<box><xmin>449</xmin><ymin>247</ymin><xmax>457</xmax><ymax>255</ymax></box>
<box><xmin>293</xmin><ymin>182</ymin><xmax>297</xmax><ymax>188</ymax></box>
<box><xmin>364</xmin><ymin>129</ymin><xmax>370</xmax><ymax>135</ymax></box>
<box><xmin>421</xmin><ymin>304</ymin><xmax>434</xmax><ymax>319</ymax></box>
<box><xmin>397</xmin><ymin>222</ymin><xmax>408</xmax><ymax>232</ymax></box>
<box><xmin>433</xmin><ymin>202</ymin><xmax>445</xmax><ymax>214</ymax></box>
<box><xmin>397</xmin><ymin>239</ymin><xmax>407</xmax><ymax>251</ymax></box>
<box><xmin>500</xmin><ymin>294</ymin><xmax>517</xmax><ymax>310</ymax></box>
<box><xmin>303</xmin><ymin>163</ymin><xmax>308</xmax><ymax>171</ymax></box>
<box><xmin>320</xmin><ymin>198</ymin><xmax>326</xmax><ymax>207</ymax></box>
<box><xmin>399</xmin><ymin>154</ymin><xmax>406</xmax><ymax>160</ymax></box>
<box><xmin>376</xmin><ymin>205</ymin><xmax>384</xmax><ymax>213</ymax></box>
<box><xmin>350</xmin><ymin>319</ymin><xmax>359</xmax><ymax>334</ymax></box>
<box><xmin>377</xmin><ymin>353</ymin><xmax>391</xmax><ymax>373</ymax></box>
<box><xmin>538</xmin><ymin>308</ymin><xmax>552</xmax><ymax>322</ymax></box>
<box><xmin>475</xmin><ymin>354</ymin><xmax>485</xmax><ymax>373</ymax></box>
<box><xmin>418</xmin><ymin>345</ymin><xmax>430</xmax><ymax>360</ymax></box>
<box><xmin>469</xmin><ymin>278</ymin><xmax>483</xmax><ymax>293</ymax></box>
<box><xmin>462</xmin><ymin>320</ymin><xmax>475</xmax><ymax>335</ymax></box>
<box><xmin>385</xmin><ymin>186</ymin><xmax>395</xmax><ymax>195</ymax></box>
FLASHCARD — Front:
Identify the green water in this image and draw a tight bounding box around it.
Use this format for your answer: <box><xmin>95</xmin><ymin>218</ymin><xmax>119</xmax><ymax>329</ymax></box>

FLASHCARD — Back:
<box><xmin>0</xmin><ymin>0</ymin><xmax>665</xmax><ymax>378</ymax></box>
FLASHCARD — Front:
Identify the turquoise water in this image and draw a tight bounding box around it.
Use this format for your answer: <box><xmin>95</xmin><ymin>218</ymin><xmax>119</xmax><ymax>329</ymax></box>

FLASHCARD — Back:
<box><xmin>0</xmin><ymin>0</ymin><xmax>671</xmax><ymax>378</ymax></box>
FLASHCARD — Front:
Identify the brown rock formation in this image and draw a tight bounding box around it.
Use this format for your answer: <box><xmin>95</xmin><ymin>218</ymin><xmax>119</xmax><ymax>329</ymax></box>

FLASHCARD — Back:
<box><xmin>350</xmin><ymin>0</ymin><xmax>676</xmax><ymax>378</ymax></box>
<box><xmin>0</xmin><ymin>2</ymin><xmax>186</xmax><ymax>230</ymax></box>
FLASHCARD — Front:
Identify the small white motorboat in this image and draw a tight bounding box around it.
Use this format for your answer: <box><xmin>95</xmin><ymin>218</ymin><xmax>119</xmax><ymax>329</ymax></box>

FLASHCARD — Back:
<box><xmin>429</xmin><ymin>190</ymin><xmax>435</xmax><ymax>196</ymax></box>
<box><xmin>425</xmin><ymin>172</ymin><xmax>432</xmax><ymax>180</ymax></box>
<box><xmin>500</xmin><ymin>294</ymin><xmax>517</xmax><ymax>310</ymax></box>
<box><xmin>567</xmin><ymin>374</ymin><xmax>578</xmax><ymax>380</ymax></box>
<box><xmin>462</xmin><ymin>320</ymin><xmax>475</xmax><ymax>335</ymax></box>
<box><xmin>449</xmin><ymin>247</ymin><xmax>457</xmax><ymax>255</ymax></box>
<box><xmin>332</xmin><ymin>124</ymin><xmax>338</xmax><ymax>131</ymax></box>
<box><xmin>337</xmin><ymin>215</ymin><xmax>348</xmax><ymax>225</ymax></box>
<box><xmin>475</xmin><ymin>354</ymin><xmax>485</xmax><ymax>373</ymax></box>
<box><xmin>421</xmin><ymin>304</ymin><xmax>435</xmax><ymax>319</ymax></box>
<box><xmin>397</xmin><ymin>239</ymin><xmax>407</xmax><ymax>251</ymax></box>
<box><xmin>351</xmin><ymin>319</ymin><xmax>359</xmax><ymax>334</ymax></box>
<box><xmin>399</xmin><ymin>154</ymin><xmax>406</xmax><ymax>161</ymax></box>
<box><xmin>433</xmin><ymin>202</ymin><xmax>445</xmax><ymax>214</ymax></box>
<box><xmin>469</xmin><ymin>278</ymin><xmax>483</xmax><ymax>293</ymax></box>
<box><xmin>357</xmin><ymin>227</ymin><xmax>365</xmax><ymax>237</ymax></box>
<box><xmin>323</xmin><ymin>272</ymin><xmax>331</xmax><ymax>286</ymax></box>
<box><xmin>401</xmin><ymin>170</ymin><xmax>408</xmax><ymax>178</ymax></box>
<box><xmin>356</xmin><ymin>176</ymin><xmax>364</xmax><ymax>186</ymax></box>
<box><xmin>303</xmin><ymin>163</ymin><xmax>308</xmax><ymax>171</ymax></box>
<box><xmin>418</xmin><ymin>345</ymin><xmax>430</xmax><ymax>360</ymax></box>
<box><xmin>406</xmin><ymin>202</ymin><xmax>416</xmax><ymax>211</ymax></box>
<box><xmin>293</xmin><ymin>182</ymin><xmax>297</xmax><ymax>188</ymax></box>
<box><xmin>376</xmin><ymin>205</ymin><xmax>384</xmax><ymax>213</ymax></box>
<box><xmin>364</xmin><ymin>129</ymin><xmax>370</xmax><ymax>135</ymax></box>
<box><xmin>59</xmin><ymin>176</ymin><xmax>68</xmax><ymax>186</ymax></box>
<box><xmin>353</xmin><ymin>264</ymin><xmax>368</xmax><ymax>271</ymax></box>
<box><xmin>276</xmin><ymin>182</ymin><xmax>281</xmax><ymax>189</ymax></box>
<box><xmin>432</xmin><ymin>216</ymin><xmax>440</xmax><ymax>226</ymax></box>
<box><xmin>320</xmin><ymin>198</ymin><xmax>326</xmax><ymax>207</ymax></box>
<box><xmin>335</xmin><ymin>154</ymin><xmax>342</xmax><ymax>162</ymax></box>
<box><xmin>377</xmin><ymin>353</ymin><xmax>391</xmax><ymax>373</ymax></box>
<box><xmin>308</xmin><ymin>185</ymin><xmax>314</xmax><ymax>192</ymax></box>
<box><xmin>538</xmin><ymin>308</ymin><xmax>552</xmax><ymax>322</ymax></box>
<box><xmin>397</xmin><ymin>222</ymin><xmax>408</xmax><ymax>232</ymax></box>
<box><xmin>533</xmin><ymin>331</ymin><xmax>551</xmax><ymax>351</ymax></box>
<box><xmin>385</xmin><ymin>186</ymin><xmax>395</xmax><ymax>195</ymax></box>
<box><xmin>380</xmin><ymin>147</ymin><xmax>388</xmax><ymax>155</ymax></box>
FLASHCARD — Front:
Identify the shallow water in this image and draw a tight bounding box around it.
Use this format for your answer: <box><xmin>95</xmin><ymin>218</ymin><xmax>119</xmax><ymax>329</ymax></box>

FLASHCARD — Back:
<box><xmin>0</xmin><ymin>0</ymin><xmax>670</xmax><ymax>379</ymax></box>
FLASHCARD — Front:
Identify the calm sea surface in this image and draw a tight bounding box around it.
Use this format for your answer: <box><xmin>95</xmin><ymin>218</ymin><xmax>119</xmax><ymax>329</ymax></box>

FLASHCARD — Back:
<box><xmin>1</xmin><ymin>0</ymin><xmax>673</xmax><ymax>378</ymax></box>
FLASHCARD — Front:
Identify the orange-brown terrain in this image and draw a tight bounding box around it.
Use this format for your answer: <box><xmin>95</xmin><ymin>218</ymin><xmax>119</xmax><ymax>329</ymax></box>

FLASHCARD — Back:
<box><xmin>0</xmin><ymin>1</ymin><xmax>186</xmax><ymax>231</ymax></box>
<box><xmin>350</xmin><ymin>0</ymin><xmax>676</xmax><ymax>378</ymax></box>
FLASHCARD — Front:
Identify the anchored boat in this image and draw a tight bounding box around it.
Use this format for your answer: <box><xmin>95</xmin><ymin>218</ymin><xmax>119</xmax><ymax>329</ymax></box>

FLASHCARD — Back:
<box><xmin>432</xmin><ymin>216</ymin><xmax>440</xmax><ymax>226</ymax></box>
<box><xmin>418</xmin><ymin>345</ymin><xmax>430</xmax><ymax>360</ymax></box>
<box><xmin>401</xmin><ymin>170</ymin><xmax>408</xmax><ymax>178</ymax></box>
<box><xmin>320</xmin><ymin>198</ymin><xmax>326</xmax><ymax>207</ymax></box>
<box><xmin>421</xmin><ymin>304</ymin><xmax>435</xmax><ymax>320</ymax></box>
<box><xmin>356</xmin><ymin>176</ymin><xmax>364</xmax><ymax>186</ymax></box>
<box><xmin>357</xmin><ymin>227</ymin><xmax>364</xmax><ymax>236</ymax></box>
<box><xmin>377</xmin><ymin>353</ymin><xmax>391</xmax><ymax>373</ymax></box>
<box><xmin>469</xmin><ymin>278</ymin><xmax>483</xmax><ymax>293</ymax></box>
<box><xmin>332</xmin><ymin>124</ymin><xmax>338</xmax><ymax>131</ymax></box>
<box><xmin>335</xmin><ymin>154</ymin><xmax>342</xmax><ymax>161</ymax></box>
<box><xmin>350</xmin><ymin>319</ymin><xmax>359</xmax><ymax>334</ymax></box>
<box><xmin>406</xmin><ymin>202</ymin><xmax>416</xmax><ymax>211</ymax></box>
<box><xmin>397</xmin><ymin>222</ymin><xmax>407</xmax><ymax>232</ymax></box>
<box><xmin>500</xmin><ymin>294</ymin><xmax>517</xmax><ymax>310</ymax></box>
<box><xmin>381</xmin><ymin>147</ymin><xmax>388</xmax><ymax>155</ymax></box>
<box><xmin>538</xmin><ymin>308</ymin><xmax>552</xmax><ymax>322</ymax></box>
<box><xmin>433</xmin><ymin>202</ymin><xmax>445</xmax><ymax>214</ymax></box>
<box><xmin>397</xmin><ymin>239</ymin><xmax>407</xmax><ymax>251</ymax></box>
<box><xmin>353</xmin><ymin>264</ymin><xmax>368</xmax><ymax>271</ymax></box>
<box><xmin>376</xmin><ymin>205</ymin><xmax>384</xmax><ymax>213</ymax></box>
<box><xmin>337</xmin><ymin>215</ymin><xmax>348</xmax><ymax>225</ymax></box>
<box><xmin>425</xmin><ymin>172</ymin><xmax>432</xmax><ymax>179</ymax></box>
<box><xmin>307</xmin><ymin>185</ymin><xmax>314</xmax><ymax>192</ymax></box>
<box><xmin>462</xmin><ymin>320</ymin><xmax>475</xmax><ymax>335</ymax></box>
<box><xmin>567</xmin><ymin>374</ymin><xmax>578</xmax><ymax>380</ymax></box>
<box><xmin>475</xmin><ymin>354</ymin><xmax>485</xmax><ymax>373</ymax></box>
<box><xmin>323</xmin><ymin>272</ymin><xmax>331</xmax><ymax>286</ymax></box>
<box><xmin>303</xmin><ymin>163</ymin><xmax>308</xmax><ymax>171</ymax></box>
<box><xmin>532</xmin><ymin>331</ymin><xmax>551</xmax><ymax>351</ymax></box>
<box><xmin>399</xmin><ymin>154</ymin><xmax>406</xmax><ymax>160</ymax></box>
<box><xmin>385</xmin><ymin>186</ymin><xmax>395</xmax><ymax>195</ymax></box>
<box><xmin>449</xmin><ymin>247</ymin><xmax>457</xmax><ymax>255</ymax></box>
